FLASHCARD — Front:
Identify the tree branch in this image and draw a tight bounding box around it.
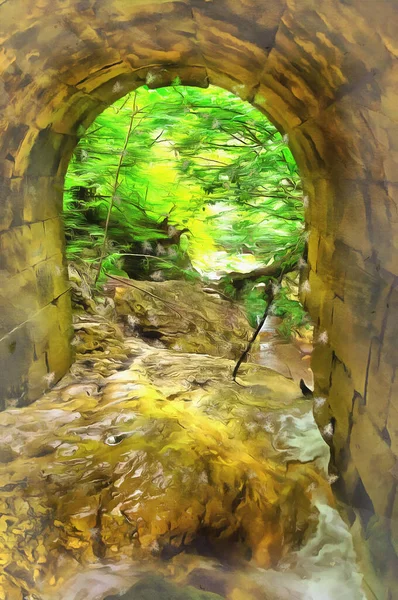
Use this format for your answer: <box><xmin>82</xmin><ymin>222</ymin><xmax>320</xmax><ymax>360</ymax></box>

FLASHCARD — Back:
<box><xmin>232</xmin><ymin>256</ymin><xmax>292</xmax><ymax>381</ymax></box>
<box><xmin>232</xmin><ymin>280</ymin><xmax>275</xmax><ymax>381</ymax></box>
<box><xmin>227</xmin><ymin>254</ymin><xmax>298</xmax><ymax>284</ymax></box>
<box><xmin>95</xmin><ymin>92</ymin><xmax>138</xmax><ymax>283</ymax></box>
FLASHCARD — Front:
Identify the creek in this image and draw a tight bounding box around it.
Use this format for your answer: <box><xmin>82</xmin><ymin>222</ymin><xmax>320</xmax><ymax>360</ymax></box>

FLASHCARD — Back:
<box><xmin>0</xmin><ymin>281</ymin><xmax>365</xmax><ymax>600</ymax></box>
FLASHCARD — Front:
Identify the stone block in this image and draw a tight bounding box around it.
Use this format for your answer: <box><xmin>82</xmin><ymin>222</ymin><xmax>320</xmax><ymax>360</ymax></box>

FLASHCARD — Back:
<box><xmin>379</xmin><ymin>61</ymin><xmax>398</xmax><ymax>123</ymax></box>
<box><xmin>96</xmin><ymin>0</ymin><xmax>201</xmax><ymax>66</ymax></box>
<box><xmin>0</xmin><ymin>227</ymin><xmax>21</xmax><ymax>275</ymax></box>
<box><xmin>316</xmin><ymin>98</ymin><xmax>386</xmax><ymax>181</ymax></box>
<box><xmin>0</xmin><ymin>217</ymin><xmax>65</xmax><ymax>275</ymax></box>
<box><xmin>0</xmin><ymin>177</ymin><xmax>13</xmax><ymax>232</ymax></box>
<box><xmin>339</xmin><ymin>461</ymin><xmax>360</xmax><ymax>505</ymax></box>
<box><xmin>0</xmin><ymin>321</ymin><xmax>31</xmax><ymax>409</ymax></box>
<box><xmin>43</xmin><ymin>217</ymin><xmax>67</xmax><ymax>257</ymax></box>
<box><xmin>12</xmin><ymin>126</ymin><xmax>42</xmax><ymax>178</ymax></box>
<box><xmin>0</xmin><ymin>268</ymin><xmax>39</xmax><ymax>338</ymax></box>
<box><xmin>358</xmin><ymin>108</ymin><xmax>398</xmax><ymax>184</ymax></box>
<box><xmin>19</xmin><ymin>176</ymin><xmax>64</xmax><ymax>224</ymax></box>
<box><xmin>191</xmin><ymin>7</ymin><xmax>269</xmax><ymax>86</ymax></box>
<box><xmin>306</xmin><ymin>268</ymin><xmax>334</xmax><ymax>330</ymax></box>
<box><xmin>26</xmin><ymin>352</ymin><xmax>50</xmax><ymax>402</ymax></box>
<box><xmin>88</xmin><ymin>66</ymin><xmax>209</xmax><ymax>112</ymax></box>
<box><xmin>350</xmin><ymin>514</ymin><xmax>391</xmax><ymax>600</ymax></box>
<box><xmin>387</xmin><ymin>389</ymin><xmax>398</xmax><ymax>458</ymax></box>
<box><xmin>252</xmin><ymin>80</ymin><xmax>303</xmax><ymax>133</ymax></box>
<box><xmin>310</xmin><ymin>341</ymin><xmax>334</xmax><ymax>396</ymax></box>
<box><xmin>306</xmin><ymin>229</ymin><xmax>319</xmax><ymax>272</ymax></box>
<box><xmin>14</xmin><ymin>127</ymin><xmax>77</xmax><ymax>179</ymax></box>
<box><xmin>32</xmin><ymin>314</ymin><xmax>71</xmax><ymax>389</ymax></box>
<box><xmin>333</xmin><ymin>181</ymin><xmax>372</xmax><ymax>257</ymax></box>
<box><xmin>83</xmin><ymin>71</ymin><xmax>143</xmax><ymax>106</ymax></box>
<box><xmin>342</xmin><ymin>257</ymin><xmax>383</xmax><ymax>324</ymax></box>
<box><xmin>280</xmin><ymin>0</ymin><xmax>392</xmax><ymax>101</ymax></box>
<box><xmin>266</xmin><ymin>10</ymin><xmax>343</xmax><ymax>115</ymax></box>
<box><xmin>306</xmin><ymin>178</ymin><xmax>334</xmax><ymax>234</ymax></box>
<box><xmin>27</xmin><ymin>303</ymin><xmax>55</xmax><ymax>350</ymax></box>
<box><xmin>365</xmin><ymin>515</ymin><xmax>398</xmax><ymax>598</ymax></box>
<box><xmin>2</xmin><ymin>175</ymin><xmax>62</xmax><ymax>229</ymax></box>
<box><xmin>51</xmin><ymin>33</ymin><xmax>121</xmax><ymax>86</ymax></box>
<box><xmin>25</xmin><ymin>293</ymin><xmax>73</xmax><ymax>402</ymax></box>
<box><xmin>364</xmin><ymin>182</ymin><xmax>398</xmax><ymax>276</ymax></box>
<box><xmin>0</xmin><ymin>123</ymin><xmax>29</xmax><ymax>179</ymax></box>
<box><xmin>392</xmin><ymin>488</ymin><xmax>398</xmax><ymax>557</ymax></box>
<box><xmin>350</xmin><ymin>411</ymin><xmax>396</xmax><ymax>517</ymax></box>
<box><xmin>288</xmin><ymin>121</ymin><xmax>330</xmax><ymax>181</ymax></box>
<box><xmin>30</xmin><ymin>221</ymin><xmax>49</xmax><ymax>264</ymax></box>
<box><xmin>145</xmin><ymin>65</ymin><xmax>209</xmax><ymax>91</ymax></box>
<box><xmin>34</xmin><ymin>253</ymin><xmax>70</xmax><ymax>308</ymax></box>
<box><xmin>37</xmin><ymin>89</ymin><xmax>105</xmax><ymax>137</ymax></box>
<box><xmin>312</xmin><ymin>393</ymin><xmax>332</xmax><ymax>434</ymax></box>
<box><xmin>330</xmin><ymin>295</ymin><xmax>371</xmax><ymax>396</ymax></box>
<box><xmin>317</xmin><ymin>238</ymin><xmax>346</xmax><ymax>300</ymax></box>
<box><xmin>304</xmin><ymin>269</ymin><xmax>321</xmax><ymax>324</ymax></box>
<box><xmin>28</xmin><ymin>290</ymin><xmax>72</xmax><ymax>349</ymax></box>
<box><xmin>329</xmin><ymin>357</ymin><xmax>355</xmax><ymax>457</ymax></box>
<box><xmin>365</xmin><ymin>339</ymin><xmax>396</xmax><ymax>432</ymax></box>
<box><xmin>317</xmin><ymin>236</ymin><xmax>348</xmax><ymax>301</ymax></box>
<box><xmin>380</xmin><ymin>280</ymin><xmax>398</xmax><ymax>367</ymax></box>
<box><xmin>193</xmin><ymin>0</ymin><xmax>283</xmax><ymax>52</ymax></box>
<box><xmin>45</xmin><ymin>321</ymin><xmax>73</xmax><ymax>386</ymax></box>
<box><xmin>0</xmin><ymin>291</ymin><xmax>72</xmax><ymax>407</ymax></box>
<box><xmin>55</xmin><ymin>289</ymin><xmax>74</xmax><ymax>335</ymax></box>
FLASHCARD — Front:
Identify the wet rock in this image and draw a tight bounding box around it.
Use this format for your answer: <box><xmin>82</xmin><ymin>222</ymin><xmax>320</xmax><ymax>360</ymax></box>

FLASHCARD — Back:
<box><xmin>110</xmin><ymin>279</ymin><xmax>254</xmax><ymax>360</ymax></box>
<box><xmin>105</xmin><ymin>574</ymin><xmax>224</xmax><ymax>600</ymax></box>
<box><xmin>186</xmin><ymin>567</ymin><xmax>229</xmax><ymax>597</ymax></box>
<box><xmin>0</xmin><ymin>323</ymin><xmax>332</xmax><ymax>599</ymax></box>
<box><xmin>68</xmin><ymin>263</ymin><xmax>97</xmax><ymax>314</ymax></box>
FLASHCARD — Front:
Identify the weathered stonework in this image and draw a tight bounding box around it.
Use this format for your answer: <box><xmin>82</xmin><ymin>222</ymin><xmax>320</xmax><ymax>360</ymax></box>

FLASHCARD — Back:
<box><xmin>0</xmin><ymin>1</ymin><xmax>397</xmax><ymax>597</ymax></box>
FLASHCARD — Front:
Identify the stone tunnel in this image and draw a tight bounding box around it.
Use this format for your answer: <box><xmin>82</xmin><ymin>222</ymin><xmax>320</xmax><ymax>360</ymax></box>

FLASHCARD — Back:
<box><xmin>0</xmin><ymin>1</ymin><xmax>397</xmax><ymax>598</ymax></box>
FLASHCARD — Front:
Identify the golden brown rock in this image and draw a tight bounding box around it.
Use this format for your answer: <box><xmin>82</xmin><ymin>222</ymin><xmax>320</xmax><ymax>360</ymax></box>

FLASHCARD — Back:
<box><xmin>112</xmin><ymin>279</ymin><xmax>254</xmax><ymax>360</ymax></box>
<box><xmin>0</xmin><ymin>316</ymin><xmax>331</xmax><ymax>599</ymax></box>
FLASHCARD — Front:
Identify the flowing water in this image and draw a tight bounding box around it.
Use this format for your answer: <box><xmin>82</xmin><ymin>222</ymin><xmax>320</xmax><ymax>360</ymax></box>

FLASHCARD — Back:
<box><xmin>0</xmin><ymin>287</ymin><xmax>366</xmax><ymax>600</ymax></box>
<box><xmin>252</xmin><ymin>316</ymin><xmax>314</xmax><ymax>390</ymax></box>
<box><xmin>38</xmin><ymin>408</ymin><xmax>365</xmax><ymax>600</ymax></box>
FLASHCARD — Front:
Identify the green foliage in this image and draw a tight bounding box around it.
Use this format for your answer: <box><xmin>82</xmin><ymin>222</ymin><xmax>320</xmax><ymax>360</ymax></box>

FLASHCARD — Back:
<box><xmin>100</xmin><ymin>253</ymin><xmax>129</xmax><ymax>279</ymax></box>
<box><xmin>273</xmin><ymin>287</ymin><xmax>310</xmax><ymax>339</ymax></box>
<box><xmin>64</xmin><ymin>83</ymin><xmax>308</xmax><ymax>333</ymax></box>
<box><xmin>242</xmin><ymin>285</ymin><xmax>268</xmax><ymax>328</ymax></box>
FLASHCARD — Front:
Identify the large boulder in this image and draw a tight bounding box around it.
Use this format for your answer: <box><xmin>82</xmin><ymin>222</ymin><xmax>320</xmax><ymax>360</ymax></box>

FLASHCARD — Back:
<box><xmin>109</xmin><ymin>278</ymin><xmax>254</xmax><ymax>360</ymax></box>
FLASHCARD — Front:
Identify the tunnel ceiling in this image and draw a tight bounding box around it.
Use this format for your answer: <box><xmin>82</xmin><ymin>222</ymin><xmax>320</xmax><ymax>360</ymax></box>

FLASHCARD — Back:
<box><xmin>0</xmin><ymin>1</ymin><xmax>398</xmax><ymax>598</ymax></box>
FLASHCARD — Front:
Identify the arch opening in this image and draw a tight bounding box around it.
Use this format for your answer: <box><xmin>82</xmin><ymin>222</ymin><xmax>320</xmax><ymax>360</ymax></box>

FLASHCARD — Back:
<box><xmin>63</xmin><ymin>83</ymin><xmax>310</xmax><ymax>351</ymax></box>
<box><xmin>3</xmin><ymin>84</ymin><xmax>365</xmax><ymax>600</ymax></box>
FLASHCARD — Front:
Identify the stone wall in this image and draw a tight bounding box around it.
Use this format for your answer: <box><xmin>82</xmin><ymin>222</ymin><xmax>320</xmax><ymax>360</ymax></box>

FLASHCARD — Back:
<box><xmin>0</xmin><ymin>1</ymin><xmax>397</xmax><ymax>597</ymax></box>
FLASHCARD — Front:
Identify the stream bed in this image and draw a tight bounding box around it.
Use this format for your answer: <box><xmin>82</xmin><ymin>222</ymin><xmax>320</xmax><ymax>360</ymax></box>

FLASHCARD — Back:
<box><xmin>0</xmin><ymin>284</ymin><xmax>366</xmax><ymax>600</ymax></box>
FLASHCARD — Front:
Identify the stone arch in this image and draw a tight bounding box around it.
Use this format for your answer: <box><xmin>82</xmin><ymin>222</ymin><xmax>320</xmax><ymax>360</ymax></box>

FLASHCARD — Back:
<box><xmin>0</xmin><ymin>1</ymin><xmax>397</xmax><ymax>596</ymax></box>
